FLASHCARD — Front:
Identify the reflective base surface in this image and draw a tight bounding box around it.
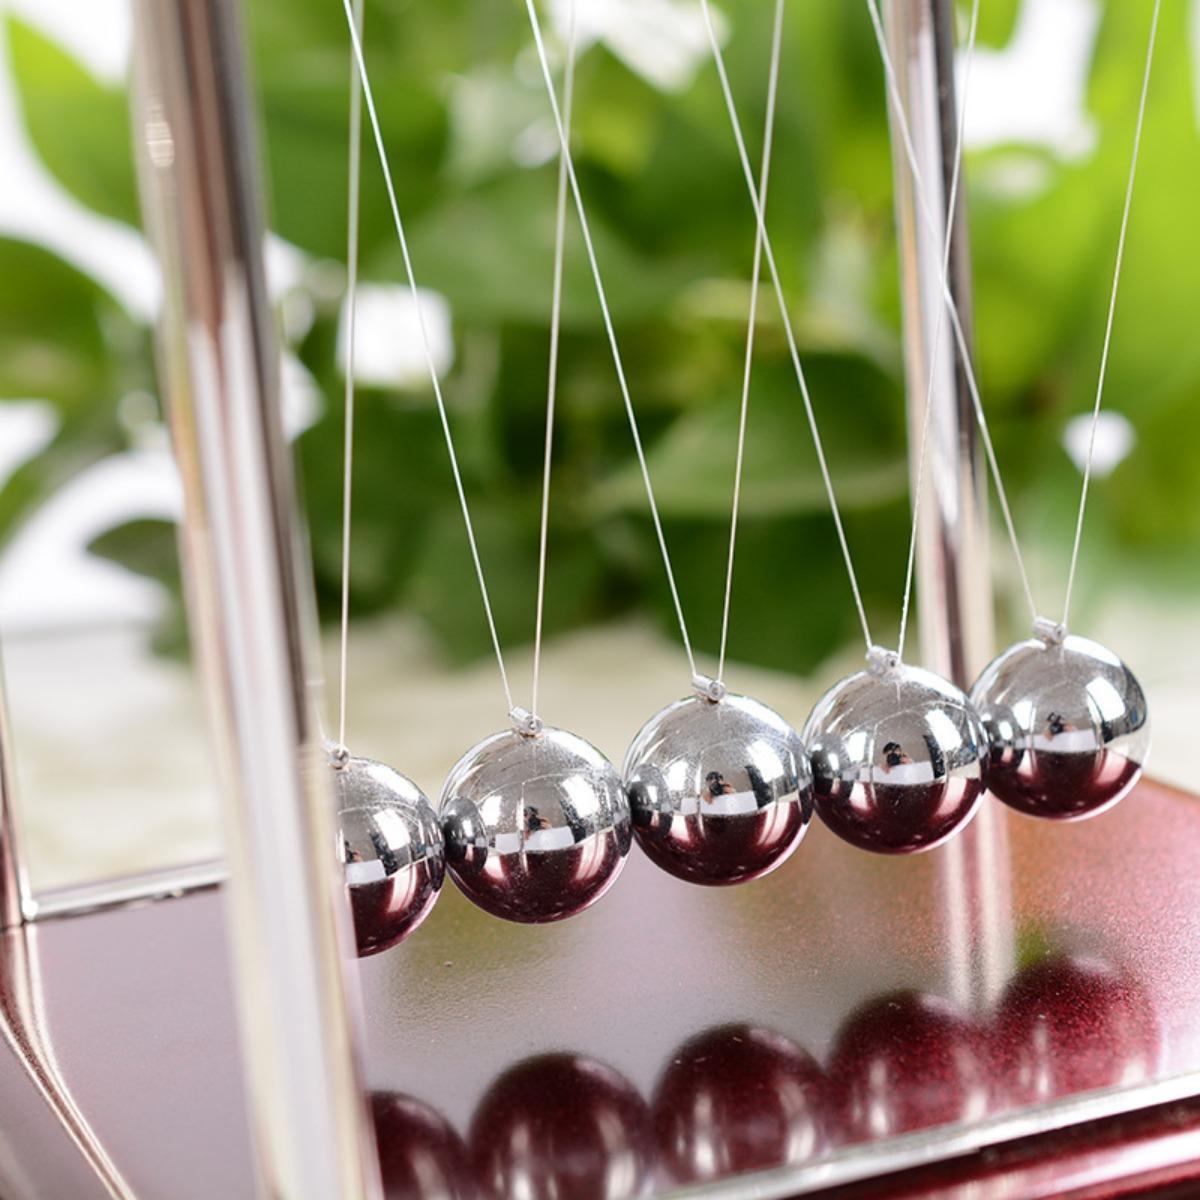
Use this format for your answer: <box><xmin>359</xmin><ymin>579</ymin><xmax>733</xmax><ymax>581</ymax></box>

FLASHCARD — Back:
<box><xmin>3</xmin><ymin>779</ymin><xmax>1200</xmax><ymax>1198</ymax></box>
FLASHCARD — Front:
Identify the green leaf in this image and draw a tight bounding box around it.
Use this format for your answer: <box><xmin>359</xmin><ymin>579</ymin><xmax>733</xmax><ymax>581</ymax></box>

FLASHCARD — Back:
<box><xmin>6</xmin><ymin>17</ymin><xmax>138</xmax><ymax>226</ymax></box>
<box><xmin>0</xmin><ymin>238</ymin><xmax>117</xmax><ymax>405</ymax></box>
<box><xmin>87</xmin><ymin>519</ymin><xmax>190</xmax><ymax>656</ymax></box>
<box><xmin>399</xmin><ymin>170</ymin><xmax>695</xmax><ymax>328</ymax></box>
<box><xmin>406</xmin><ymin>500</ymin><xmax>608</xmax><ymax>664</ymax></box>
<box><xmin>975</xmin><ymin>0</ymin><xmax>1021</xmax><ymax>48</ymax></box>
<box><xmin>298</xmin><ymin>396</ymin><xmax>448</xmax><ymax>613</ymax></box>
<box><xmin>0</xmin><ymin>238</ymin><xmax>142</xmax><ymax>546</ymax></box>
<box><xmin>594</xmin><ymin>355</ymin><xmax>908</xmax><ymax>518</ymax></box>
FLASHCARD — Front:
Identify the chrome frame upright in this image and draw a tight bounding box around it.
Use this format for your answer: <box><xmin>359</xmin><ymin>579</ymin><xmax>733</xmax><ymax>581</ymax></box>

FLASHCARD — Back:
<box><xmin>127</xmin><ymin>1</ymin><xmax>383</xmax><ymax>1196</ymax></box>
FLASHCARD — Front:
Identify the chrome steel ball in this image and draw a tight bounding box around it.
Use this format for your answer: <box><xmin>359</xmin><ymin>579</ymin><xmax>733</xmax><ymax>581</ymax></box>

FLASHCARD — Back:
<box><xmin>624</xmin><ymin>691</ymin><xmax>812</xmax><ymax>885</ymax></box>
<box><xmin>970</xmin><ymin>628</ymin><xmax>1149</xmax><ymax>820</ymax></box>
<box><xmin>334</xmin><ymin>755</ymin><xmax>445</xmax><ymax>957</ymax></box>
<box><xmin>803</xmin><ymin>653</ymin><xmax>988</xmax><ymax>854</ymax></box>
<box><xmin>440</xmin><ymin>725</ymin><xmax>631</xmax><ymax>924</ymax></box>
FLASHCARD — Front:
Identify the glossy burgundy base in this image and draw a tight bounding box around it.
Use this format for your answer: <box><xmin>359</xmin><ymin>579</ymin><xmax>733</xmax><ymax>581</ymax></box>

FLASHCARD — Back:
<box><xmin>3</xmin><ymin>778</ymin><xmax>1200</xmax><ymax>1198</ymax></box>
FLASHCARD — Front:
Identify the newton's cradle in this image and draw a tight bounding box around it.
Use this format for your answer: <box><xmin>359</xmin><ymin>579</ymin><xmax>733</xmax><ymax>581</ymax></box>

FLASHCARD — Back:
<box><xmin>0</xmin><ymin>1</ymin><xmax>1193</xmax><ymax>1198</ymax></box>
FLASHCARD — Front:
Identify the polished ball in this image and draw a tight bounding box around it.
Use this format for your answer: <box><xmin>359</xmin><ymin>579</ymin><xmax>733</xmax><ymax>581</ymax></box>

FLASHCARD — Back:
<box><xmin>624</xmin><ymin>693</ymin><xmax>812</xmax><ymax>885</ymax></box>
<box><xmin>970</xmin><ymin>631</ymin><xmax>1149</xmax><ymax>820</ymax></box>
<box><xmin>440</xmin><ymin>726</ymin><xmax>631</xmax><ymax>924</ymax></box>
<box><xmin>335</xmin><ymin>756</ymin><xmax>445</xmax><ymax>957</ymax></box>
<box><xmin>803</xmin><ymin>658</ymin><xmax>988</xmax><ymax>854</ymax></box>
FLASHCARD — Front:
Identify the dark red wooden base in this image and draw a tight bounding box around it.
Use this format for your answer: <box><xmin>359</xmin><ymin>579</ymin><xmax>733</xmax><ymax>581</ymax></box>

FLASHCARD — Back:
<box><xmin>2</xmin><ymin>778</ymin><xmax>1200</xmax><ymax>1197</ymax></box>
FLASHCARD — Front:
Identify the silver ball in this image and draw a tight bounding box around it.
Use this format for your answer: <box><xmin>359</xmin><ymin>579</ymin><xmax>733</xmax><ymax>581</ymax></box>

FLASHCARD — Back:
<box><xmin>440</xmin><ymin>726</ymin><xmax>631</xmax><ymax>923</ymax></box>
<box><xmin>623</xmin><ymin>693</ymin><xmax>812</xmax><ymax>885</ymax></box>
<box><xmin>334</xmin><ymin>756</ymin><xmax>445</xmax><ymax>956</ymax></box>
<box><xmin>803</xmin><ymin>661</ymin><xmax>987</xmax><ymax>854</ymax></box>
<box><xmin>970</xmin><ymin>632</ymin><xmax>1149</xmax><ymax>820</ymax></box>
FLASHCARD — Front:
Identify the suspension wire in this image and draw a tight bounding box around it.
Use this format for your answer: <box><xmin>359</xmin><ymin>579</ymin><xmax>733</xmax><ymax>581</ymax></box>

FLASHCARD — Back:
<box><xmin>335</xmin><ymin>0</ymin><xmax>365</xmax><ymax>754</ymax></box>
<box><xmin>1062</xmin><ymin>0</ymin><xmax>1161</xmax><ymax>628</ymax></box>
<box><xmin>339</xmin><ymin>0</ymin><xmax>515</xmax><ymax>714</ymax></box>
<box><xmin>716</xmin><ymin>0</ymin><xmax>785</xmax><ymax>684</ymax></box>
<box><xmin>895</xmin><ymin>0</ymin><xmax>980</xmax><ymax>663</ymax></box>
<box><xmin>864</xmin><ymin>0</ymin><xmax>1039</xmax><ymax>628</ymax></box>
<box><xmin>523</xmin><ymin>0</ymin><xmax>699</xmax><ymax>679</ymax></box>
<box><xmin>530</xmin><ymin>0</ymin><xmax>578</xmax><ymax>721</ymax></box>
<box><xmin>699</xmin><ymin>0</ymin><xmax>874</xmax><ymax>651</ymax></box>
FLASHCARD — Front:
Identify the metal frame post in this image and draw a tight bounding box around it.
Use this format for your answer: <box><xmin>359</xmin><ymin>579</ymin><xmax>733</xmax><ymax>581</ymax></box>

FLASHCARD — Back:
<box><xmin>129</xmin><ymin>2</ymin><xmax>382</xmax><ymax>1196</ymax></box>
<box><xmin>882</xmin><ymin>0</ymin><xmax>1012</xmax><ymax>1011</ymax></box>
<box><xmin>0</xmin><ymin>648</ymin><xmax>30</xmax><ymax>928</ymax></box>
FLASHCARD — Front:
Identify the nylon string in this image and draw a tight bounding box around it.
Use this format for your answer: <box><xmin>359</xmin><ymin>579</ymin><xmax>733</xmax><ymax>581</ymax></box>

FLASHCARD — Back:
<box><xmin>336</xmin><ymin>0</ymin><xmax>365</xmax><ymax>752</ymax></box>
<box><xmin>1062</xmin><ymin>0</ymin><xmax>1161</xmax><ymax>627</ymax></box>
<box><xmin>530</xmin><ymin>0</ymin><xmax>578</xmax><ymax>721</ymax></box>
<box><xmin>523</xmin><ymin>0</ymin><xmax>699</xmax><ymax>679</ymax></box>
<box><xmin>895</xmin><ymin>0</ymin><xmax>981</xmax><ymax>663</ymax></box>
<box><xmin>865</xmin><ymin>0</ymin><xmax>1038</xmax><ymax>627</ymax></box>
<box><xmin>699</xmin><ymin>0</ymin><xmax>875</xmax><ymax>651</ymax></box>
<box><xmin>339</xmin><ymin>0</ymin><xmax>515</xmax><ymax>714</ymax></box>
<box><xmin>716</xmin><ymin>0</ymin><xmax>785</xmax><ymax>684</ymax></box>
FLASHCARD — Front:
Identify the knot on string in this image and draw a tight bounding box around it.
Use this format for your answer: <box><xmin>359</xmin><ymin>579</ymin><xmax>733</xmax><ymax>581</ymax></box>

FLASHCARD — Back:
<box><xmin>328</xmin><ymin>742</ymin><xmax>351</xmax><ymax>770</ymax></box>
<box><xmin>867</xmin><ymin>645</ymin><xmax>901</xmax><ymax>677</ymax></box>
<box><xmin>509</xmin><ymin>707</ymin><xmax>544</xmax><ymax>738</ymax></box>
<box><xmin>1033</xmin><ymin>617</ymin><xmax>1068</xmax><ymax>646</ymax></box>
<box><xmin>692</xmin><ymin>674</ymin><xmax>727</xmax><ymax>704</ymax></box>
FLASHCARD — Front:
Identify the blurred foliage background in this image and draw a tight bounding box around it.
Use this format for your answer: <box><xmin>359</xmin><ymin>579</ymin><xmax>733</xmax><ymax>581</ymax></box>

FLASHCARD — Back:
<box><xmin>1</xmin><ymin>0</ymin><xmax>1197</xmax><ymax>678</ymax></box>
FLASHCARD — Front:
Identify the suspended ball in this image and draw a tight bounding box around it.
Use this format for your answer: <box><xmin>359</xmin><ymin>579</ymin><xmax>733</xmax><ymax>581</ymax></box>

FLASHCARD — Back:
<box><xmin>440</xmin><ymin>726</ymin><xmax>631</xmax><ymax>923</ymax></box>
<box><xmin>624</xmin><ymin>692</ymin><xmax>812</xmax><ymax>885</ymax></box>
<box><xmin>970</xmin><ymin>629</ymin><xmax>1149</xmax><ymax>820</ymax></box>
<box><xmin>803</xmin><ymin>655</ymin><xmax>987</xmax><ymax>854</ymax></box>
<box><xmin>334</xmin><ymin>755</ymin><xmax>445</xmax><ymax>957</ymax></box>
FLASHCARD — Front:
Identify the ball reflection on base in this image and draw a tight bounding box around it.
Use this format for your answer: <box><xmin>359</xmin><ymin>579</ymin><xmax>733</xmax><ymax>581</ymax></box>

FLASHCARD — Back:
<box><xmin>803</xmin><ymin>658</ymin><xmax>988</xmax><ymax>854</ymax></box>
<box><xmin>991</xmin><ymin>956</ymin><xmax>1159</xmax><ymax>1104</ymax></box>
<box><xmin>470</xmin><ymin>1054</ymin><xmax>652</xmax><ymax>1200</ymax></box>
<box><xmin>828</xmin><ymin>992</ymin><xmax>990</xmax><ymax>1142</ymax></box>
<box><xmin>334</xmin><ymin>756</ymin><xmax>445</xmax><ymax>957</ymax></box>
<box><xmin>970</xmin><ymin>631</ymin><xmax>1149</xmax><ymax>820</ymax></box>
<box><xmin>440</xmin><ymin>726</ymin><xmax>631</xmax><ymax>924</ymax></box>
<box><xmin>371</xmin><ymin>1092</ymin><xmax>473</xmax><ymax>1200</ymax></box>
<box><xmin>624</xmin><ymin>693</ymin><xmax>812</xmax><ymax>886</ymax></box>
<box><xmin>652</xmin><ymin>1024</ymin><xmax>826</xmax><ymax>1183</ymax></box>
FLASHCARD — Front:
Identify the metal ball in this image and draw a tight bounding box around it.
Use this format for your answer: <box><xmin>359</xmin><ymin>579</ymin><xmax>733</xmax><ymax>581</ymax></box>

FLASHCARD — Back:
<box><xmin>970</xmin><ymin>633</ymin><xmax>1149</xmax><ymax>820</ymax></box>
<box><xmin>623</xmin><ymin>693</ymin><xmax>813</xmax><ymax>885</ymax></box>
<box><xmin>803</xmin><ymin>660</ymin><xmax>987</xmax><ymax>854</ymax></box>
<box><xmin>440</xmin><ymin>725</ymin><xmax>631</xmax><ymax>924</ymax></box>
<box><xmin>334</xmin><ymin>756</ymin><xmax>445</xmax><ymax>957</ymax></box>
